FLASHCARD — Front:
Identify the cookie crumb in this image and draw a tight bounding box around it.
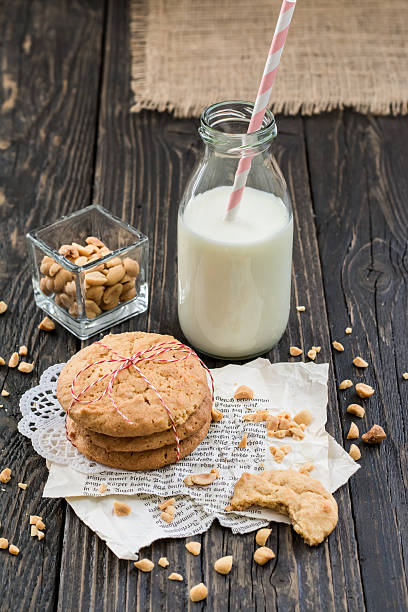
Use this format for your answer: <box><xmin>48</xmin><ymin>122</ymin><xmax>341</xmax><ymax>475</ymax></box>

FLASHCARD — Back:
<box><xmin>18</xmin><ymin>482</ymin><xmax>27</xmax><ymax>490</ymax></box>
<box><xmin>293</xmin><ymin>409</ymin><xmax>312</xmax><ymax>426</ymax></box>
<box><xmin>185</xmin><ymin>469</ymin><xmax>219</xmax><ymax>487</ymax></box>
<box><xmin>113</xmin><ymin>501</ymin><xmax>131</xmax><ymax>516</ymax></box>
<box><xmin>299</xmin><ymin>463</ymin><xmax>314</xmax><ymax>475</ymax></box>
<box><xmin>211</xmin><ymin>406</ymin><xmax>224</xmax><ymax>422</ymax></box>
<box><xmin>98</xmin><ymin>483</ymin><xmax>107</xmax><ymax>494</ymax></box>
<box><xmin>362</xmin><ymin>424</ymin><xmax>386</xmax><ymax>444</ymax></box>
<box><xmin>238</xmin><ymin>433</ymin><xmax>247</xmax><ymax>449</ymax></box>
<box><xmin>234</xmin><ymin>385</ymin><xmax>254</xmax><ymax>400</ymax></box>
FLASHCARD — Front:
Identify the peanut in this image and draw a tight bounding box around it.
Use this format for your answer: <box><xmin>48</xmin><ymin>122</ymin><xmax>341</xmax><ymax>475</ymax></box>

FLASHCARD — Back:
<box><xmin>86</xmin><ymin>285</ymin><xmax>104</xmax><ymax>303</ymax></box>
<box><xmin>103</xmin><ymin>283</ymin><xmax>123</xmax><ymax>304</ymax></box>
<box><xmin>190</xmin><ymin>583</ymin><xmax>208</xmax><ymax>602</ymax></box>
<box><xmin>402</xmin><ymin>373</ymin><xmax>408</xmax><ymax>380</ymax></box>
<box><xmin>161</xmin><ymin>511</ymin><xmax>174</xmax><ymax>523</ymax></box>
<box><xmin>8</xmin><ymin>352</ymin><xmax>19</xmax><ymax>368</ymax></box>
<box><xmin>121</xmin><ymin>280</ymin><xmax>136</xmax><ymax>294</ymax></box>
<box><xmin>238</xmin><ymin>433</ymin><xmax>247</xmax><ymax>449</ymax></box>
<box><xmin>362</xmin><ymin>424</ymin><xmax>386</xmax><ymax>444</ymax></box>
<box><xmin>158</xmin><ymin>557</ymin><xmax>169</xmax><ymax>568</ymax></box>
<box><xmin>53</xmin><ymin>269</ymin><xmax>72</xmax><ymax>292</ymax></box>
<box><xmin>339</xmin><ymin>379</ymin><xmax>353</xmax><ymax>390</ymax></box>
<box><xmin>296</xmin><ymin>305</ymin><xmax>305</xmax><ymax>312</ymax></box>
<box><xmin>345</xmin><ymin>327</ymin><xmax>352</xmax><ymax>334</ymax></box>
<box><xmin>0</xmin><ymin>301</ymin><xmax>8</xmax><ymax>314</ymax></box>
<box><xmin>72</xmin><ymin>242</ymin><xmax>92</xmax><ymax>257</ymax></box>
<box><xmin>48</xmin><ymin>262</ymin><xmax>62</xmax><ymax>277</ymax></box>
<box><xmin>123</xmin><ymin>257</ymin><xmax>140</xmax><ymax>277</ymax></box>
<box><xmin>158</xmin><ymin>498</ymin><xmax>175</xmax><ymax>511</ymax></box>
<box><xmin>211</xmin><ymin>406</ymin><xmax>224</xmax><ymax>422</ymax></box>
<box><xmin>256</xmin><ymin>528</ymin><xmax>272</xmax><ymax>547</ymax></box>
<box><xmin>74</xmin><ymin>256</ymin><xmax>88</xmax><ymax>267</ymax></box>
<box><xmin>168</xmin><ymin>573</ymin><xmax>183</xmax><ymax>581</ymax></box>
<box><xmin>0</xmin><ymin>538</ymin><xmax>8</xmax><ymax>549</ymax></box>
<box><xmin>332</xmin><ymin>341</ymin><xmax>344</xmax><ymax>352</ymax></box>
<box><xmin>293</xmin><ymin>409</ymin><xmax>313</xmax><ymax>426</ymax></box>
<box><xmin>59</xmin><ymin>244</ymin><xmax>79</xmax><ymax>259</ymax></box>
<box><xmin>18</xmin><ymin>346</ymin><xmax>28</xmax><ymax>356</ymax></box>
<box><xmin>234</xmin><ymin>385</ymin><xmax>254</xmax><ymax>400</ymax></box>
<box><xmin>113</xmin><ymin>501</ymin><xmax>131</xmax><ymax>516</ymax></box>
<box><xmin>38</xmin><ymin>317</ymin><xmax>55</xmax><ymax>331</ymax></box>
<box><xmin>18</xmin><ymin>361</ymin><xmax>34</xmax><ymax>373</ymax></box>
<box><xmin>355</xmin><ymin>383</ymin><xmax>374</xmax><ymax>398</ymax></box>
<box><xmin>0</xmin><ymin>357</ymin><xmax>5</xmax><ymax>365</ymax></box>
<box><xmin>307</xmin><ymin>349</ymin><xmax>316</xmax><ymax>361</ymax></box>
<box><xmin>349</xmin><ymin>444</ymin><xmax>361</xmax><ymax>461</ymax></box>
<box><xmin>106</xmin><ymin>264</ymin><xmax>126</xmax><ymax>286</ymax></box>
<box><xmin>40</xmin><ymin>257</ymin><xmax>53</xmax><ymax>274</ymax></box>
<box><xmin>289</xmin><ymin>346</ymin><xmax>302</xmax><ymax>357</ymax></box>
<box><xmin>40</xmin><ymin>277</ymin><xmax>53</xmax><ymax>296</ymax></box>
<box><xmin>254</xmin><ymin>546</ymin><xmax>275</xmax><ymax>565</ymax></box>
<box><xmin>347</xmin><ymin>403</ymin><xmax>365</xmax><ymax>418</ymax></box>
<box><xmin>0</xmin><ymin>468</ymin><xmax>12</xmax><ymax>483</ymax></box>
<box><xmin>8</xmin><ymin>544</ymin><xmax>19</xmax><ymax>556</ymax></box>
<box><xmin>186</xmin><ymin>541</ymin><xmax>201</xmax><ymax>555</ymax></box>
<box><xmin>85</xmin><ymin>299</ymin><xmax>102</xmax><ymax>319</ymax></box>
<box><xmin>1</xmin><ymin>389</ymin><xmax>10</xmax><ymax>396</ymax></box>
<box><xmin>214</xmin><ymin>555</ymin><xmax>233</xmax><ymax>575</ymax></box>
<box><xmin>120</xmin><ymin>287</ymin><xmax>137</xmax><ymax>302</ymax></box>
<box><xmin>85</xmin><ymin>271</ymin><xmax>107</xmax><ymax>286</ymax></box>
<box><xmin>353</xmin><ymin>356</ymin><xmax>368</xmax><ymax>368</ymax></box>
<box><xmin>86</xmin><ymin>236</ymin><xmax>105</xmax><ymax>248</ymax></box>
<box><xmin>106</xmin><ymin>257</ymin><xmax>122</xmax><ymax>268</ymax></box>
<box><xmin>134</xmin><ymin>559</ymin><xmax>154</xmax><ymax>572</ymax></box>
<box><xmin>347</xmin><ymin>422</ymin><xmax>359</xmax><ymax>439</ymax></box>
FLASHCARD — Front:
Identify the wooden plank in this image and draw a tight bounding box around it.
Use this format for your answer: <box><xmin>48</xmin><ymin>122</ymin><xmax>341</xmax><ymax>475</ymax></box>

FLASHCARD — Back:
<box><xmin>304</xmin><ymin>111</ymin><xmax>408</xmax><ymax>611</ymax></box>
<box><xmin>57</xmin><ymin>1</ymin><xmax>366</xmax><ymax>610</ymax></box>
<box><xmin>0</xmin><ymin>0</ymin><xmax>105</xmax><ymax>609</ymax></box>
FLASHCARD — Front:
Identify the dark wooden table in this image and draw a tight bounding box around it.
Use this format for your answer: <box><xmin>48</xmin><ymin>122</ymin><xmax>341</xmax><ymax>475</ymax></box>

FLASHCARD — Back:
<box><xmin>1</xmin><ymin>1</ymin><xmax>407</xmax><ymax>610</ymax></box>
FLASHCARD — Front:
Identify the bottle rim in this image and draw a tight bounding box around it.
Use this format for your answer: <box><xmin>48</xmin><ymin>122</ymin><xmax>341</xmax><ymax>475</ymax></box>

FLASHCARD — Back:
<box><xmin>199</xmin><ymin>100</ymin><xmax>277</xmax><ymax>150</ymax></box>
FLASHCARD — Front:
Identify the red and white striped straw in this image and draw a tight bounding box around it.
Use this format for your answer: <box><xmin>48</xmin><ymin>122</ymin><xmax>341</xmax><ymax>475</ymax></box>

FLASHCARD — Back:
<box><xmin>225</xmin><ymin>0</ymin><xmax>296</xmax><ymax>221</ymax></box>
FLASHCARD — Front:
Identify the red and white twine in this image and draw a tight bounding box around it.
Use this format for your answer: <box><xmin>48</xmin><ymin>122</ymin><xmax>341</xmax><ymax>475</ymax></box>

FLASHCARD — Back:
<box><xmin>66</xmin><ymin>340</ymin><xmax>214</xmax><ymax>462</ymax></box>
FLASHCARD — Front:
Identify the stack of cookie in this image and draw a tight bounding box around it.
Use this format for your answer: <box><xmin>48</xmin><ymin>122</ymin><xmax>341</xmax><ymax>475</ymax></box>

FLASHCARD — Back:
<box><xmin>57</xmin><ymin>332</ymin><xmax>212</xmax><ymax>470</ymax></box>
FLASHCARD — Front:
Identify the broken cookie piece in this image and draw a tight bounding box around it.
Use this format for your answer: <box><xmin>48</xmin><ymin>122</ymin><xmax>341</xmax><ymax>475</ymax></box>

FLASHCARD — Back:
<box><xmin>361</xmin><ymin>424</ymin><xmax>386</xmax><ymax>444</ymax></box>
<box><xmin>226</xmin><ymin>469</ymin><xmax>338</xmax><ymax>546</ymax></box>
<box><xmin>234</xmin><ymin>385</ymin><xmax>254</xmax><ymax>400</ymax></box>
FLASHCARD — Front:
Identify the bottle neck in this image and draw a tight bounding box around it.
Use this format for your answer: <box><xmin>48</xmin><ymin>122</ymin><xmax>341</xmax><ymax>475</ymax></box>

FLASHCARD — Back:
<box><xmin>199</xmin><ymin>100</ymin><xmax>277</xmax><ymax>158</ymax></box>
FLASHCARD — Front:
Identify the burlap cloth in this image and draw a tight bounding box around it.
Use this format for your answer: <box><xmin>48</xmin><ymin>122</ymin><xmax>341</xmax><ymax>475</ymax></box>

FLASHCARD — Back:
<box><xmin>130</xmin><ymin>0</ymin><xmax>408</xmax><ymax>117</ymax></box>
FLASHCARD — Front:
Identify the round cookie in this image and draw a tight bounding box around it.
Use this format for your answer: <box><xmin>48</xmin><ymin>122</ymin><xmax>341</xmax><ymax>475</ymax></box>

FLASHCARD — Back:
<box><xmin>57</xmin><ymin>332</ymin><xmax>210</xmax><ymax>437</ymax></box>
<box><xmin>82</xmin><ymin>395</ymin><xmax>211</xmax><ymax>452</ymax></box>
<box><xmin>67</xmin><ymin>410</ymin><xmax>211</xmax><ymax>470</ymax></box>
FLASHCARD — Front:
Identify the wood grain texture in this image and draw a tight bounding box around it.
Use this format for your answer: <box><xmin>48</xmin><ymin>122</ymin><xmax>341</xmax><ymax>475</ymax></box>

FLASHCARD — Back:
<box><xmin>304</xmin><ymin>111</ymin><xmax>408</xmax><ymax>611</ymax></box>
<box><xmin>0</xmin><ymin>0</ymin><xmax>104</xmax><ymax>609</ymax></box>
<box><xmin>58</xmin><ymin>1</ymin><xmax>365</xmax><ymax>611</ymax></box>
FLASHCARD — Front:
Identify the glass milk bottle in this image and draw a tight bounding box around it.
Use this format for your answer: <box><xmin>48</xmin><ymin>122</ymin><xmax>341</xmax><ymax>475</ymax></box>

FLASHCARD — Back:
<box><xmin>177</xmin><ymin>101</ymin><xmax>293</xmax><ymax>360</ymax></box>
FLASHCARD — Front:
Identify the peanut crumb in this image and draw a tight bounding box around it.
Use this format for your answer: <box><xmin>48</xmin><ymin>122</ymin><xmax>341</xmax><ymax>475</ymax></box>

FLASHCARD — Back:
<box><xmin>362</xmin><ymin>424</ymin><xmax>386</xmax><ymax>444</ymax></box>
<box><xmin>29</xmin><ymin>515</ymin><xmax>42</xmax><ymax>525</ymax></box>
<box><xmin>296</xmin><ymin>305</ymin><xmax>305</xmax><ymax>312</ymax></box>
<box><xmin>158</xmin><ymin>498</ymin><xmax>175</xmax><ymax>511</ymax></box>
<box><xmin>347</xmin><ymin>403</ymin><xmax>365</xmax><ymax>418</ymax></box>
<box><xmin>289</xmin><ymin>346</ymin><xmax>302</xmax><ymax>357</ymax></box>
<box><xmin>18</xmin><ymin>361</ymin><xmax>34</xmax><ymax>373</ymax></box>
<box><xmin>38</xmin><ymin>316</ymin><xmax>55</xmax><ymax>331</ymax></box>
<box><xmin>256</xmin><ymin>528</ymin><xmax>272</xmax><ymax>547</ymax></box>
<box><xmin>1</xmin><ymin>389</ymin><xmax>9</xmax><ymax>396</ymax></box>
<box><xmin>0</xmin><ymin>357</ymin><xmax>5</xmax><ymax>366</ymax></box>
<box><xmin>243</xmin><ymin>410</ymin><xmax>269</xmax><ymax>422</ymax></box>
<box><xmin>214</xmin><ymin>555</ymin><xmax>233</xmax><ymax>575</ymax></box>
<box><xmin>312</xmin><ymin>346</ymin><xmax>321</xmax><ymax>353</ymax></box>
<box><xmin>8</xmin><ymin>352</ymin><xmax>19</xmax><ymax>368</ymax></box>
<box><xmin>134</xmin><ymin>559</ymin><xmax>154</xmax><ymax>572</ymax></box>
<box><xmin>332</xmin><ymin>341</ymin><xmax>344</xmax><ymax>352</ymax></box>
<box><xmin>158</xmin><ymin>557</ymin><xmax>169</xmax><ymax>568</ymax></box>
<box><xmin>307</xmin><ymin>349</ymin><xmax>316</xmax><ymax>361</ymax></box>
<box><xmin>355</xmin><ymin>383</ymin><xmax>375</xmax><ymax>398</ymax></box>
<box><xmin>169</xmin><ymin>572</ymin><xmax>183</xmax><ymax>581</ymax></box>
<box><xmin>0</xmin><ymin>468</ymin><xmax>11</xmax><ymax>483</ymax></box>
<box><xmin>349</xmin><ymin>444</ymin><xmax>361</xmax><ymax>461</ymax></box>
<box><xmin>347</xmin><ymin>423</ymin><xmax>359</xmax><ymax>439</ymax></box>
<box><xmin>113</xmin><ymin>501</ymin><xmax>131</xmax><ymax>516</ymax></box>
<box><xmin>338</xmin><ymin>379</ymin><xmax>353</xmax><ymax>390</ymax></box>
<box><xmin>160</xmin><ymin>511</ymin><xmax>174</xmax><ymax>523</ymax></box>
<box><xmin>190</xmin><ymin>583</ymin><xmax>208</xmax><ymax>602</ymax></box>
<box><xmin>353</xmin><ymin>356</ymin><xmax>368</xmax><ymax>368</ymax></box>
<box><xmin>30</xmin><ymin>525</ymin><xmax>38</xmax><ymax>537</ymax></box>
<box><xmin>37</xmin><ymin>531</ymin><xmax>45</xmax><ymax>541</ymax></box>
<box><xmin>345</xmin><ymin>327</ymin><xmax>352</xmax><ymax>334</ymax></box>
<box><xmin>98</xmin><ymin>483</ymin><xmax>107</xmax><ymax>494</ymax></box>
<box><xmin>185</xmin><ymin>469</ymin><xmax>219</xmax><ymax>487</ymax></box>
<box><xmin>254</xmin><ymin>546</ymin><xmax>275</xmax><ymax>565</ymax></box>
<box><xmin>234</xmin><ymin>385</ymin><xmax>254</xmax><ymax>400</ymax></box>
<box><xmin>36</xmin><ymin>520</ymin><xmax>45</xmax><ymax>531</ymax></box>
<box><xmin>238</xmin><ymin>433</ymin><xmax>247</xmax><ymax>449</ymax></box>
<box><xmin>402</xmin><ymin>372</ymin><xmax>408</xmax><ymax>380</ymax></box>
<box><xmin>293</xmin><ymin>409</ymin><xmax>312</xmax><ymax>426</ymax></box>
<box><xmin>186</xmin><ymin>541</ymin><xmax>201</xmax><ymax>556</ymax></box>
<box><xmin>211</xmin><ymin>406</ymin><xmax>224</xmax><ymax>422</ymax></box>
<box><xmin>0</xmin><ymin>538</ymin><xmax>8</xmax><ymax>549</ymax></box>
<box><xmin>8</xmin><ymin>544</ymin><xmax>19</xmax><ymax>556</ymax></box>
<box><xmin>18</xmin><ymin>482</ymin><xmax>27</xmax><ymax>490</ymax></box>
<box><xmin>19</xmin><ymin>346</ymin><xmax>28</xmax><ymax>356</ymax></box>
<box><xmin>0</xmin><ymin>301</ymin><xmax>8</xmax><ymax>314</ymax></box>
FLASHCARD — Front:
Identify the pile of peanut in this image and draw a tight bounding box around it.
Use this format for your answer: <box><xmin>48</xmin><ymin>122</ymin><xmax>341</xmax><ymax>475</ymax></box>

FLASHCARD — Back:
<box><xmin>39</xmin><ymin>236</ymin><xmax>140</xmax><ymax>319</ymax></box>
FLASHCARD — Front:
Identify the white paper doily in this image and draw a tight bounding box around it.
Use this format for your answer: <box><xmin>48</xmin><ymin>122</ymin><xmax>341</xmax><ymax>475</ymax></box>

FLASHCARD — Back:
<box><xmin>18</xmin><ymin>363</ymin><xmax>122</xmax><ymax>474</ymax></box>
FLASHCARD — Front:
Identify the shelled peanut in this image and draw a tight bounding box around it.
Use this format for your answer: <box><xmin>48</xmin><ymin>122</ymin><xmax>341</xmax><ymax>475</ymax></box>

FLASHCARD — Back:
<box><xmin>39</xmin><ymin>237</ymin><xmax>140</xmax><ymax>319</ymax></box>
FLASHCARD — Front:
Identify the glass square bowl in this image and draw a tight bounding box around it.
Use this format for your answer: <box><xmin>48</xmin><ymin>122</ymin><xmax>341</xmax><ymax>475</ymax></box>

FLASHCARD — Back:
<box><xmin>26</xmin><ymin>205</ymin><xmax>149</xmax><ymax>339</ymax></box>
